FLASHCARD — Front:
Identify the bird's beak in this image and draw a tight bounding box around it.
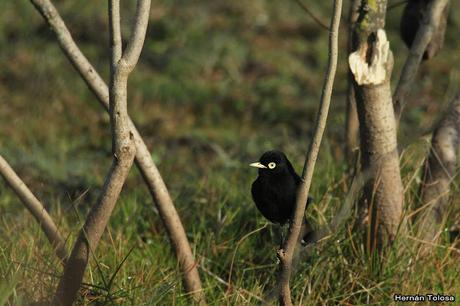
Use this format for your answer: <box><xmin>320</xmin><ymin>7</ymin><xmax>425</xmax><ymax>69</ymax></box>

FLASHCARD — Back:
<box><xmin>249</xmin><ymin>162</ymin><xmax>267</xmax><ymax>169</ymax></box>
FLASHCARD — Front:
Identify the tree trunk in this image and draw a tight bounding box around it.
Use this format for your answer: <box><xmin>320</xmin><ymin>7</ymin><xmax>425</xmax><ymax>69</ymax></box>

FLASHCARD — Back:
<box><xmin>417</xmin><ymin>93</ymin><xmax>460</xmax><ymax>244</ymax></box>
<box><xmin>349</xmin><ymin>0</ymin><xmax>404</xmax><ymax>252</ymax></box>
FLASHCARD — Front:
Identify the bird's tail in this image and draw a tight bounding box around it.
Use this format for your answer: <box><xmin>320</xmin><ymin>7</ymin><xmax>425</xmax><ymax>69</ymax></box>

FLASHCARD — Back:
<box><xmin>301</xmin><ymin>196</ymin><xmax>314</xmax><ymax>245</ymax></box>
<box><xmin>300</xmin><ymin>217</ymin><xmax>314</xmax><ymax>245</ymax></box>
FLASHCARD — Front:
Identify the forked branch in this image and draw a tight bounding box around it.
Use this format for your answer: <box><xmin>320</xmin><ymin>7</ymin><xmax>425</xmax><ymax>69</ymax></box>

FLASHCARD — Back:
<box><xmin>417</xmin><ymin>93</ymin><xmax>460</xmax><ymax>245</ymax></box>
<box><xmin>30</xmin><ymin>0</ymin><xmax>204</xmax><ymax>301</ymax></box>
<box><xmin>52</xmin><ymin>1</ymin><xmax>149</xmax><ymax>305</ymax></box>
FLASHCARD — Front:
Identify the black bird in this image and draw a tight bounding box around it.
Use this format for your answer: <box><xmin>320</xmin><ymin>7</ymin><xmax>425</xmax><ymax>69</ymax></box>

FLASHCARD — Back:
<box><xmin>250</xmin><ymin>150</ymin><xmax>313</xmax><ymax>242</ymax></box>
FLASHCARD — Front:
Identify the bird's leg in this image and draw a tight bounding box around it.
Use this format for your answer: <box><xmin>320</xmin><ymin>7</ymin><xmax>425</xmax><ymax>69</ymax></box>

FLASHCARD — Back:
<box><xmin>274</xmin><ymin>224</ymin><xmax>287</xmax><ymax>265</ymax></box>
<box><xmin>279</xmin><ymin>223</ymin><xmax>289</xmax><ymax>246</ymax></box>
<box><xmin>280</xmin><ymin>225</ymin><xmax>285</xmax><ymax>246</ymax></box>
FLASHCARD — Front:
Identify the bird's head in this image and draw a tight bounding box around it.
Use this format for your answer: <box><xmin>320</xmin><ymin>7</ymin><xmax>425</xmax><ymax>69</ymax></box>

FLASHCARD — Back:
<box><xmin>249</xmin><ymin>150</ymin><xmax>295</xmax><ymax>176</ymax></box>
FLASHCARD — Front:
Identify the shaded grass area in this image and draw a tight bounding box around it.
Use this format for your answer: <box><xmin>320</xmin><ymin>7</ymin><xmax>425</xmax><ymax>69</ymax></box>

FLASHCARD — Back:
<box><xmin>1</xmin><ymin>0</ymin><xmax>460</xmax><ymax>304</ymax></box>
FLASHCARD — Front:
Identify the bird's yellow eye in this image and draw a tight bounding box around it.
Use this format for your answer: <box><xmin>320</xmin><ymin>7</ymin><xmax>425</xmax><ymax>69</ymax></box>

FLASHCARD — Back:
<box><xmin>268</xmin><ymin>162</ymin><xmax>276</xmax><ymax>169</ymax></box>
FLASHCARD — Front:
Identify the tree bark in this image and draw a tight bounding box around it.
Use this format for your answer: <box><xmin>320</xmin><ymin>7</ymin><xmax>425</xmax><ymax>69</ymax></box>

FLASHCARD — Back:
<box><xmin>394</xmin><ymin>0</ymin><xmax>450</xmax><ymax>120</ymax></box>
<box><xmin>52</xmin><ymin>1</ymin><xmax>149</xmax><ymax>304</ymax></box>
<box><xmin>276</xmin><ymin>1</ymin><xmax>342</xmax><ymax>304</ymax></box>
<box><xmin>349</xmin><ymin>1</ymin><xmax>404</xmax><ymax>252</ymax></box>
<box><xmin>0</xmin><ymin>155</ymin><xmax>68</xmax><ymax>264</ymax></box>
<box><xmin>29</xmin><ymin>0</ymin><xmax>204</xmax><ymax>302</ymax></box>
<box><xmin>417</xmin><ymin>93</ymin><xmax>460</xmax><ymax>244</ymax></box>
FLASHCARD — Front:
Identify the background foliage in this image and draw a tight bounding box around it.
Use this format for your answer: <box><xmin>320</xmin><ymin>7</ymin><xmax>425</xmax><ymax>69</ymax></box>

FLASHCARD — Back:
<box><xmin>0</xmin><ymin>0</ymin><xmax>459</xmax><ymax>304</ymax></box>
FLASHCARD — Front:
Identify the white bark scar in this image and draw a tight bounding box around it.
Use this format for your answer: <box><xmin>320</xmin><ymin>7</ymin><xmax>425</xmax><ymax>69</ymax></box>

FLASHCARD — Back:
<box><xmin>349</xmin><ymin>29</ymin><xmax>390</xmax><ymax>85</ymax></box>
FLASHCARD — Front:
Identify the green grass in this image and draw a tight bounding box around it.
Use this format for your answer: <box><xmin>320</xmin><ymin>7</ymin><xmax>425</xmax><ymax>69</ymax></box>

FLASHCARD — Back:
<box><xmin>1</xmin><ymin>0</ymin><xmax>460</xmax><ymax>305</ymax></box>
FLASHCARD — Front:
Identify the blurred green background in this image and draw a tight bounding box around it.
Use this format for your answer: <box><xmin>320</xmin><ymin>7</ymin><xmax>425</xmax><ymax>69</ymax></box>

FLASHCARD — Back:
<box><xmin>1</xmin><ymin>1</ymin><xmax>459</xmax><ymax>304</ymax></box>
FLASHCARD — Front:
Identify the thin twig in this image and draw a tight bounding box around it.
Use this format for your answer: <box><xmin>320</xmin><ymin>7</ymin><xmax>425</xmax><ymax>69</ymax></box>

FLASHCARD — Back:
<box><xmin>293</xmin><ymin>0</ymin><xmax>329</xmax><ymax>30</ymax></box>
<box><xmin>227</xmin><ymin>223</ymin><xmax>268</xmax><ymax>292</ymax></box>
<box><xmin>407</xmin><ymin>235</ymin><xmax>460</xmax><ymax>254</ymax></box>
<box><xmin>277</xmin><ymin>0</ymin><xmax>342</xmax><ymax>304</ymax></box>
<box><xmin>109</xmin><ymin>0</ymin><xmax>122</xmax><ymax>69</ymax></box>
<box><xmin>0</xmin><ymin>155</ymin><xmax>68</xmax><ymax>264</ymax></box>
<box><xmin>122</xmin><ymin>0</ymin><xmax>151</xmax><ymax>68</ymax></box>
<box><xmin>302</xmin><ymin>168</ymin><xmax>368</xmax><ymax>248</ymax></box>
<box><xmin>416</xmin><ymin>93</ymin><xmax>460</xmax><ymax>245</ymax></box>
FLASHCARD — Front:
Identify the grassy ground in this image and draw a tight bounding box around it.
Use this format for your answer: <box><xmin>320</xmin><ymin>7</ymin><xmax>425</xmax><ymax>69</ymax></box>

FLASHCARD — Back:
<box><xmin>1</xmin><ymin>0</ymin><xmax>459</xmax><ymax>305</ymax></box>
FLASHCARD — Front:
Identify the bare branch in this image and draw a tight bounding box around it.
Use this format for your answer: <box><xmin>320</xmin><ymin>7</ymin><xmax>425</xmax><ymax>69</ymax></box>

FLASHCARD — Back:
<box><xmin>52</xmin><ymin>1</ymin><xmax>146</xmax><ymax>304</ymax></box>
<box><xmin>109</xmin><ymin>0</ymin><xmax>122</xmax><ymax>69</ymax></box>
<box><xmin>302</xmin><ymin>168</ymin><xmax>368</xmax><ymax>247</ymax></box>
<box><xmin>276</xmin><ymin>0</ymin><xmax>342</xmax><ymax>304</ymax></box>
<box><xmin>417</xmin><ymin>93</ymin><xmax>460</xmax><ymax>245</ymax></box>
<box><xmin>30</xmin><ymin>0</ymin><xmax>109</xmax><ymax>105</ymax></box>
<box><xmin>122</xmin><ymin>0</ymin><xmax>151</xmax><ymax>70</ymax></box>
<box><xmin>293</xmin><ymin>0</ymin><xmax>329</xmax><ymax>30</ymax></box>
<box><xmin>393</xmin><ymin>0</ymin><xmax>450</xmax><ymax>120</ymax></box>
<box><xmin>0</xmin><ymin>155</ymin><xmax>68</xmax><ymax>264</ymax></box>
<box><xmin>29</xmin><ymin>0</ymin><xmax>204</xmax><ymax>301</ymax></box>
